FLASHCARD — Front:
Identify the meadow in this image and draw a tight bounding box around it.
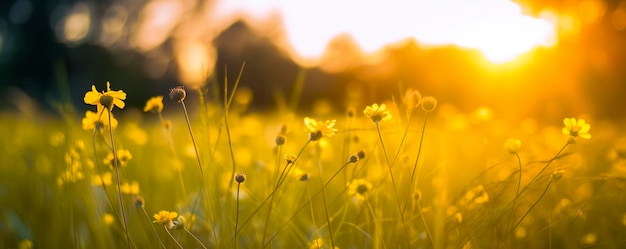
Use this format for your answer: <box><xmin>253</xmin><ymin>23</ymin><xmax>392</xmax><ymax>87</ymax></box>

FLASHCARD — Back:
<box><xmin>1</xmin><ymin>77</ymin><xmax>625</xmax><ymax>249</ymax></box>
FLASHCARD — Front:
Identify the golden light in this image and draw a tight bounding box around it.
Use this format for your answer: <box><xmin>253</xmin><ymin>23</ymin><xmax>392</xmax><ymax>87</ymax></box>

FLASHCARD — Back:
<box><xmin>61</xmin><ymin>3</ymin><xmax>91</xmax><ymax>44</ymax></box>
<box><xmin>131</xmin><ymin>0</ymin><xmax>185</xmax><ymax>52</ymax></box>
<box><xmin>175</xmin><ymin>40</ymin><xmax>216</xmax><ymax>89</ymax></box>
<box><xmin>215</xmin><ymin>0</ymin><xmax>558</xmax><ymax>65</ymax></box>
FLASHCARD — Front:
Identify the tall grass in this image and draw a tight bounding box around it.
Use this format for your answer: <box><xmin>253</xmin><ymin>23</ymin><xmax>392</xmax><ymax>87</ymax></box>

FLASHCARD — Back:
<box><xmin>1</xmin><ymin>77</ymin><xmax>623</xmax><ymax>249</ymax></box>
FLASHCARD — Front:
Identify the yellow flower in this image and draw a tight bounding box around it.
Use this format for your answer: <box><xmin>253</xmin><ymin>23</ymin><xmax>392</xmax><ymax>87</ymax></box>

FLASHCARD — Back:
<box><xmin>562</xmin><ymin>117</ymin><xmax>591</xmax><ymax>139</ymax></box>
<box><xmin>103</xmin><ymin>149</ymin><xmax>133</xmax><ymax>167</ymax></box>
<box><xmin>347</xmin><ymin>179</ymin><xmax>373</xmax><ymax>202</ymax></box>
<box><xmin>143</xmin><ymin>96</ymin><xmax>164</xmax><ymax>113</ymax></box>
<box><xmin>82</xmin><ymin>110</ymin><xmax>118</xmax><ymax>130</ymax></box>
<box><xmin>84</xmin><ymin>81</ymin><xmax>127</xmax><ymax>110</ymax></box>
<box><xmin>363</xmin><ymin>103</ymin><xmax>392</xmax><ymax>122</ymax></box>
<box><xmin>92</xmin><ymin>172</ymin><xmax>112</xmax><ymax>186</ymax></box>
<box><xmin>120</xmin><ymin>181</ymin><xmax>140</xmax><ymax>194</ymax></box>
<box><xmin>504</xmin><ymin>138</ymin><xmax>521</xmax><ymax>154</ymax></box>
<box><xmin>102</xmin><ymin>213</ymin><xmax>115</xmax><ymax>225</ymax></box>
<box><xmin>153</xmin><ymin>210</ymin><xmax>178</xmax><ymax>228</ymax></box>
<box><xmin>304</xmin><ymin>117</ymin><xmax>337</xmax><ymax>140</ymax></box>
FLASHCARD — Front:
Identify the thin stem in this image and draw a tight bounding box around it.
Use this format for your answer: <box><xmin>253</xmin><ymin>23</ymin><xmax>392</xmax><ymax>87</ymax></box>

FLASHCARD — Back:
<box><xmin>140</xmin><ymin>207</ymin><xmax>166</xmax><ymax>249</ymax></box>
<box><xmin>184</xmin><ymin>228</ymin><xmax>208</xmax><ymax>249</ymax></box>
<box><xmin>409</xmin><ymin>110</ymin><xmax>430</xmax><ymax>188</ymax></box>
<box><xmin>158</xmin><ymin>111</ymin><xmax>187</xmax><ymax>199</ymax></box>
<box><xmin>305</xmin><ymin>181</ymin><xmax>320</xmax><ymax>248</ymax></box>
<box><xmin>108</xmin><ymin>108</ymin><xmax>132</xmax><ymax>249</ymax></box>
<box><xmin>375</xmin><ymin>122</ymin><xmax>400</xmax><ymax>206</ymax></box>
<box><xmin>506</xmin><ymin>179</ymin><xmax>554</xmax><ymax>241</ymax></box>
<box><xmin>234</xmin><ymin>182</ymin><xmax>241</xmax><ymax>249</ymax></box>
<box><xmin>180</xmin><ymin>100</ymin><xmax>204</xmax><ymax>177</ymax></box>
<box><xmin>316</xmin><ymin>158</ymin><xmax>335</xmax><ymax>248</ymax></box>
<box><xmin>518</xmin><ymin>142</ymin><xmax>568</xmax><ymax>197</ymax></box>
<box><xmin>179</xmin><ymin>99</ymin><xmax>216</xmax><ymax>241</ymax></box>
<box><xmin>509</xmin><ymin>152</ymin><xmax>523</xmax><ymax>244</ymax></box>
<box><xmin>163</xmin><ymin>226</ymin><xmax>184</xmax><ymax>249</ymax></box>
<box><xmin>92</xmin><ymin>128</ymin><xmax>116</xmax><ymax>217</ymax></box>
<box><xmin>416</xmin><ymin>199</ymin><xmax>434</xmax><ymax>246</ymax></box>
<box><xmin>261</xmin><ymin>140</ymin><xmax>311</xmax><ymax>244</ymax></box>
<box><xmin>375</xmin><ymin>121</ymin><xmax>412</xmax><ymax>247</ymax></box>
<box><xmin>364</xmin><ymin>197</ymin><xmax>381</xmax><ymax>248</ymax></box>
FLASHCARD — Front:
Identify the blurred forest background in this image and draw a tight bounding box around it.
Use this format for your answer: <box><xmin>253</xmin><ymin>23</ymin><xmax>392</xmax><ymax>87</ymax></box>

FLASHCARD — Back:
<box><xmin>0</xmin><ymin>0</ymin><xmax>625</xmax><ymax>122</ymax></box>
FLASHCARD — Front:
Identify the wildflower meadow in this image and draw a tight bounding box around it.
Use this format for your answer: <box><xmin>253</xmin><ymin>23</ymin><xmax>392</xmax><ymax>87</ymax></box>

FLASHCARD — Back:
<box><xmin>2</xmin><ymin>74</ymin><xmax>625</xmax><ymax>249</ymax></box>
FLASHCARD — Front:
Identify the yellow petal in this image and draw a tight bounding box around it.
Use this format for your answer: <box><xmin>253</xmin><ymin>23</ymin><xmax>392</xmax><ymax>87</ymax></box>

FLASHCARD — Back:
<box><xmin>580</xmin><ymin>123</ymin><xmax>591</xmax><ymax>133</ymax></box>
<box><xmin>113</xmin><ymin>98</ymin><xmax>125</xmax><ymax>109</ymax></box>
<box><xmin>562</xmin><ymin>127</ymin><xmax>570</xmax><ymax>135</ymax></box>
<box><xmin>84</xmin><ymin>86</ymin><xmax>102</xmax><ymax>105</ymax></box>
<box><xmin>108</xmin><ymin>89</ymin><xmax>127</xmax><ymax>100</ymax></box>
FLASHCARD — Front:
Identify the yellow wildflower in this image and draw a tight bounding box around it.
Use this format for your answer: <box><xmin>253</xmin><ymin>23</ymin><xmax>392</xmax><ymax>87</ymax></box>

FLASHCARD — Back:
<box><xmin>562</xmin><ymin>117</ymin><xmax>591</xmax><ymax>139</ymax></box>
<box><xmin>92</xmin><ymin>172</ymin><xmax>112</xmax><ymax>186</ymax></box>
<box><xmin>84</xmin><ymin>81</ymin><xmax>126</xmax><ymax>110</ymax></box>
<box><xmin>504</xmin><ymin>138</ymin><xmax>521</xmax><ymax>154</ymax></box>
<box><xmin>347</xmin><ymin>179</ymin><xmax>373</xmax><ymax>202</ymax></box>
<box><xmin>102</xmin><ymin>213</ymin><xmax>115</xmax><ymax>225</ymax></box>
<box><xmin>363</xmin><ymin>103</ymin><xmax>392</xmax><ymax>122</ymax></box>
<box><xmin>82</xmin><ymin>110</ymin><xmax>118</xmax><ymax>130</ymax></box>
<box><xmin>120</xmin><ymin>181</ymin><xmax>140</xmax><ymax>195</ymax></box>
<box><xmin>103</xmin><ymin>149</ymin><xmax>133</xmax><ymax>167</ymax></box>
<box><xmin>304</xmin><ymin>117</ymin><xmax>337</xmax><ymax>140</ymax></box>
<box><xmin>153</xmin><ymin>210</ymin><xmax>178</xmax><ymax>229</ymax></box>
<box><xmin>143</xmin><ymin>96</ymin><xmax>164</xmax><ymax>113</ymax></box>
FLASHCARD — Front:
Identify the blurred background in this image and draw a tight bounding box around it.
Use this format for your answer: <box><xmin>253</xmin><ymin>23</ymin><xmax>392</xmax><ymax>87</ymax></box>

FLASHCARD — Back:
<box><xmin>0</xmin><ymin>0</ymin><xmax>624</xmax><ymax>121</ymax></box>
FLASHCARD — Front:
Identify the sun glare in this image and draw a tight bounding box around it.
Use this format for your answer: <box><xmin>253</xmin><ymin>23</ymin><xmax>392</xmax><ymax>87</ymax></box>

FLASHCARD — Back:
<box><xmin>215</xmin><ymin>0</ymin><xmax>557</xmax><ymax>64</ymax></box>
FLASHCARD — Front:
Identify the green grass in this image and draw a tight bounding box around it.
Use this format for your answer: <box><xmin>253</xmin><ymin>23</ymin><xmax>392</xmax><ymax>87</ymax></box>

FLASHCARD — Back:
<box><xmin>1</xmin><ymin>82</ymin><xmax>625</xmax><ymax>249</ymax></box>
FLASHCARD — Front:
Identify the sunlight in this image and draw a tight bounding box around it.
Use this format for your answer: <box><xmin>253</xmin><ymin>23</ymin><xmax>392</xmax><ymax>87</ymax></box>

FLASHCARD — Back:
<box><xmin>215</xmin><ymin>0</ymin><xmax>557</xmax><ymax>64</ymax></box>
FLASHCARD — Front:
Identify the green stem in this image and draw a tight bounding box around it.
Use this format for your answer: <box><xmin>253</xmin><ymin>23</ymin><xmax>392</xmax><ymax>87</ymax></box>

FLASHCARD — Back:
<box><xmin>507</xmin><ymin>179</ymin><xmax>554</xmax><ymax>241</ymax></box>
<box><xmin>163</xmin><ymin>226</ymin><xmax>183</xmax><ymax>249</ymax></box>
<box><xmin>409</xmin><ymin>110</ymin><xmax>430</xmax><ymax>188</ymax></box>
<box><xmin>316</xmin><ymin>158</ymin><xmax>336</xmax><ymax>248</ymax></box>
<box><xmin>234</xmin><ymin>183</ymin><xmax>241</xmax><ymax>249</ymax></box>
<box><xmin>140</xmin><ymin>207</ymin><xmax>166</xmax><ymax>249</ymax></box>
<box><xmin>108</xmin><ymin>108</ymin><xmax>132</xmax><ymax>249</ymax></box>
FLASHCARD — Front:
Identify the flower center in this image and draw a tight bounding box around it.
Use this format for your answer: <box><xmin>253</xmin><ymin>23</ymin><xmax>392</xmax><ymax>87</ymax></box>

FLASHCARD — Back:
<box><xmin>100</xmin><ymin>95</ymin><xmax>114</xmax><ymax>109</ymax></box>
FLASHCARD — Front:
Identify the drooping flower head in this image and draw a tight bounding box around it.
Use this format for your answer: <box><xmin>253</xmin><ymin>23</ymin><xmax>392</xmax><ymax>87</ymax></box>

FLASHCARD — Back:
<box><xmin>84</xmin><ymin>81</ymin><xmax>126</xmax><ymax>111</ymax></box>
<box><xmin>143</xmin><ymin>96</ymin><xmax>164</xmax><ymax>113</ymax></box>
<box><xmin>363</xmin><ymin>103</ymin><xmax>392</xmax><ymax>123</ymax></box>
<box><xmin>153</xmin><ymin>210</ymin><xmax>178</xmax><ymax>229</ymax></box>
<box><xmin>504</xmin><ymin>138</ymin><xmax>521</xmax><ymax>154</ymax></box>
<box><xmin>562</xmin><ymin>117</ymin><xmax>591</xmax><ymax>140</ymax></box>
<box><xmin>304</xmin><ymin>117</ymin><xmax>337</xmax><ymax>141</ymax></box>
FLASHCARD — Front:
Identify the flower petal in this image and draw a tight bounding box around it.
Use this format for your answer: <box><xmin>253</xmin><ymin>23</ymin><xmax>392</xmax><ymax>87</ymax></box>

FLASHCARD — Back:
<box><xmin>580</xmin><ymin>123</ymin><xmax>590</xmax><ymax>133</ymax></box>
<box><xmin>84</xmin><ymin>86</ymin><xmax>102</xmax><ymax>105</ymax></box>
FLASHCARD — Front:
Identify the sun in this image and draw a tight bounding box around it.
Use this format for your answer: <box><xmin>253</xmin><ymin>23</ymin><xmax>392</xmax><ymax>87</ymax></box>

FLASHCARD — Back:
<box><xmin>215</xmin><ymin>0</ymin><xmax>558</xmax><ymax>65</ymax></box>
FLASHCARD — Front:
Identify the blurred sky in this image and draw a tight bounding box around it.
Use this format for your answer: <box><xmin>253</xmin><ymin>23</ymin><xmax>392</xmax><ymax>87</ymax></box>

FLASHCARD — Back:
<box><xmin>0</xmin><ymin>0</ymin><xmax>625</xmax><ymax>121</ymax></box>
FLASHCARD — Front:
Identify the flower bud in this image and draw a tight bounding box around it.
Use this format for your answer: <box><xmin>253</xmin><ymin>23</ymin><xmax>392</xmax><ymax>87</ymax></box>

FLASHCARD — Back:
<box><xmin>235</xmin><ymin>172</ymin><xmax>246</xmax><ymax>183</ymax></box>
<box><xmin>169</xmin><ymin>86</ymin><xmax>187</xmax><ymax>103</ymax></box>
<box><xmin>421</xmin><ymin>96</ymin><xmax>438</xmax><ymax>112</ymax></box>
